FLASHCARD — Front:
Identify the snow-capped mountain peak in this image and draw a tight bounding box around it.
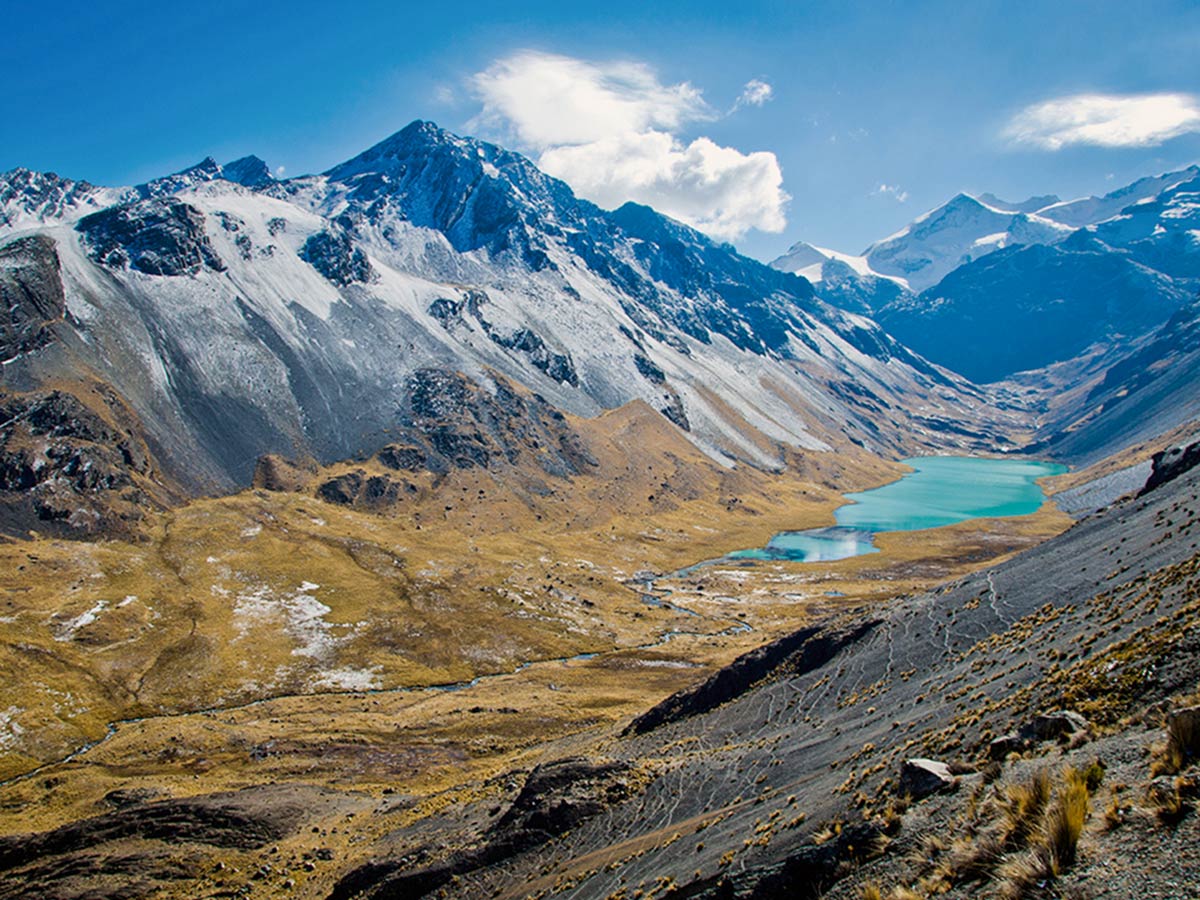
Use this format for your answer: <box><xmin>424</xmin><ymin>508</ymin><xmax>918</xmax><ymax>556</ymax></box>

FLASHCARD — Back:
<box><xmin>860</xmin><ymin>192</ymin><xmax>1071</xmax><ymax>291</ymax></box>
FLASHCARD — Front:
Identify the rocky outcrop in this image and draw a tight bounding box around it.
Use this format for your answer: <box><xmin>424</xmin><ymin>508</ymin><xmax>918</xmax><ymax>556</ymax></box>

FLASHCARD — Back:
<box><xmin>1140</xmin><ymin>438</ymin><xmax>1200</xmax><ymax>496</ymax></box>
<box><xmin>0</xmin><ymin>786</ymin><xmax>317</xmax><ymax>872</ymax></box>
<box><xmin>1019</xmin><ymin>710</ymin><xmax>1090</xmax><ymax>743</ymax></box>
<box><xmin>0</xmin><ymin>785</ymin><xmax>356</xmax><ymax>900</ymax></box>
<box><xmin>328</xmin><ymin>759</ymin><xmax>637</xmax><ymax>900</ymax></box>
<box><xmin>299</xmin><ymin>229</ymin><xmax>373</xmax><ymax>285</ymax></box>
<box><xmin>0</xmin><ymin>387</ymin><xmax>164</xmax><ymax>537</ymax></box>
<box><xmin>77</xmin><ymin>198</ymin><xmax>225</xmax><ymax>276</ymax></box>
<box><xmin>625</xmin><ymin>618</ymin><xmax>879</xmax><ymax>736</ymax></box>
<box><xmin>0</xmin><ymin>168</ymin><xmax>101</xmax><ymax>227</ymax></box>
<box><xmin>252</xmin><ymin>454</ymin><xmax>317</xmax><ymax>492</ymax></box>
<box><xmin>0</xmin><ymin>234</ymin><xmax>64</xmax><ymax>360</ymax></box>
<box><xmin>399</xmin><ymin>368</ymin><xmax>595</xmax><ymax>476</ymax></box>
<box><xmin>221</xmin><ymin>155</ymin><xmax>274</xmax><ymax>188</ymax></box>
<box><xmin>306</xmin><ymin>369</ymin><xmax>597</xmax><ymax>511</ymax></box>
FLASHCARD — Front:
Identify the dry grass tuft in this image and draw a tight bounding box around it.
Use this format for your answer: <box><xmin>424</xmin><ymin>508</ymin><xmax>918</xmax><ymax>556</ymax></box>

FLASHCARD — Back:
<box><xmin>994</xmin><ymin>766</ymin><xmax>1093</xmax><ymax>897</ymax></box>
<box><xmin>1043</xmin><ymin>768</ymin><xmax>1089</xmax><ymax>871</ymax></box>
<box><xmin>1152</xmin><ymin>709</ymin><xmax>1200</xmax><ymax>776</ymax></box>
<box><xmin>1149</xmin><ymin>776</ymin><xmax>1193</xmax><ymax>825</ymax></box>
<box><xmin>1001</xmin><ymin>768</ymin><xmax>1052</xmax><ymax>848</ymax></box>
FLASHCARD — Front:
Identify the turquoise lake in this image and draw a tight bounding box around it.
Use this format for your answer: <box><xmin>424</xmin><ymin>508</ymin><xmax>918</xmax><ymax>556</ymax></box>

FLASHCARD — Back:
<box><xmin>727</xmin><ymin>456</ymin><xmax>1067</xmax><ymax>564</ymax></box>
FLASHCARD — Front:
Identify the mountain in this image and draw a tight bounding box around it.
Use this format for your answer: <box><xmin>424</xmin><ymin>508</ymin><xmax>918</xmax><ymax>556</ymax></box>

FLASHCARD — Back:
<box><xmin>771</xmin><ymin>240</ymin><xmax>908</xmax><ymax>316</ymax></box>
<box><xmin>860</xmin><ymin>193</ymin><xmax>1073</xmax><ymax>292</ymax></box>
<box><xmin>875</xmin><ymin>236</ymin><xmax>1194</xmax><ymax>383</ymax></box>
<box><xmin>777</xmin><ymin>166</ymin><xmax>1200</xmax><ymax>403</ymax></box>
<box><xmin>1027</xmin><ymin>297</ymin><xmax>1200</xmax><ymax>465</ymax></box>
<box><xmin>0</xmin><ymin>121</ymin><xmax>1010</xmax><ymax>535</ymax></box>
<box><xmin>856</xmin><ymin>168</ymin><xmax>1200</xmax><ymax>294</ymax></box>
<box><xmin>976</xmin><ymin>191</ymin><xmax>1061</xmax><ymax>214</ymax></box>
<box><xmin>1037</xmin><ymin>164</ymin><xmax>1200</xmax><ymax>228</ymax></box>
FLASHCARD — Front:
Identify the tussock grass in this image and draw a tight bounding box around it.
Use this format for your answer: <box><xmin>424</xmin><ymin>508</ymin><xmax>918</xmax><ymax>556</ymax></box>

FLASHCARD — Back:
<box><xmin>995</xmin><ymin>766</ymin><xmax>1092</xmax><ymax>898</ymax></box>
<box><xmin>1043</xmin><ymin>769</ymin><xmax>1089</xmax><ymax>870</ymax></box>
<box><xmin>1153</xmin><ymin>709</ymin><xmax>1200</xmax><ymax>776</ymax></box>
<box><xmin>1001</xmin><ymin>768</ymin><xmax>1052</xmax><ymax>848</ymax></box>
<box><xmin>890</xmin><ymin>765</ymin><xmax>1096</xmax><ymax>900</ymax></box>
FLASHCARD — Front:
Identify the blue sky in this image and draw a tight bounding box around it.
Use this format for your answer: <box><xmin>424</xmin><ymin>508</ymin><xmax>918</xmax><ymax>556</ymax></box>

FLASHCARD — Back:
<box><xmin>4</xmin><ymin>0</ymin><xmax>1200</xmax><ymax>260</ymax></box>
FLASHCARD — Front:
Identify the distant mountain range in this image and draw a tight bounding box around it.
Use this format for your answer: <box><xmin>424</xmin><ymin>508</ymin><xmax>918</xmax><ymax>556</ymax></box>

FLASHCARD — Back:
<box><xmin>773</xmin><ymin>164</ymin><xmax>1200</xmax><ymax>387</ymax></box>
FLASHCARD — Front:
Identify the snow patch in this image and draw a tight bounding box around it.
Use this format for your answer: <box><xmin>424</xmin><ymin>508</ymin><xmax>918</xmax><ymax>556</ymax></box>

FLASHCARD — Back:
<box><xmin>54</xmin><ymin>600</ymin><xmax>108</xmax><ymax>641</ymax></box>
<box><xmin>0</xmin><ymin>707</ymin><xmax>25</xmax><ymax>750</ymax></box>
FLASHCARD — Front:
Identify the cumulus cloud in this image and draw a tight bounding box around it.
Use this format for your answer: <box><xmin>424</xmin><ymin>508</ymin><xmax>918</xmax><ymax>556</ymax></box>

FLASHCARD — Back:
<box><xmin>871</xmin><ymin>183</ymin><xmax>908</xmax><ymax>202</ymax></box>
<box><xmin>541</xmin><ymin>131</ymin><xmax>786</xmax><ymax>239</ymax></box>
<box><xmin>471</xmin><ymin>51</ymin><xmax>787</xmax><ymax>240</ymax></box>
<box><xmin>1004</xmin><ymin>92</ymin><xmax>1200</xmax><ymax>150</ymax></box>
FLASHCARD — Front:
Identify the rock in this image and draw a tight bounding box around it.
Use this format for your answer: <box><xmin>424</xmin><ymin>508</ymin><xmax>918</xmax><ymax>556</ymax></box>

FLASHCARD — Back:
<box><xmin>221</xmin><ymin>155</ymin><xmax>274</xmax><ymax>188</ymax></box>
<box><xmin>1140</xmin><ymin>439</ymin><xmax>1200</xmax><ymax>497</ymax></box>
<box><xmin>328</xmin><ymin>758</ymin><xmax>636</xmax><ymax>900</ymax></box>
<box><xmin>1020</xmin><ymin>710</ymin><xmax>1090</xmax><ymax>743</ymax></box>
<box><xmin>0</xmin><ymin>387</ymin><xmax>161</xmax><ymax>537</ymax></box>
<box><xmin>0</xmin><ymin>785</ymin><xmax>329</xmax><ymax>874</ymax></box>
<box><xmin>0</xmin><ymin>234</ymin><xmax>65</xmax><ymax>359</ymax></box>
<box><xmin>0</xmin><ymin>169</ymin><xmax>98</xmax><ymax>226</ymax></box>
<box><xmin>1167</xmin><ymin>705</ymin><xmax>1200</xmax><ymax>759</ymax></box>
<box><xmin>989</xmin><ymin>733</ymin><xmax>1028</xmax><ymax>759</ymax></box>
<box><xmin>77</xmin><ymin>198</ymin><xmax>225</xmax><ymax>276</ymax></box>
<box><xmin>375</xmin><ymin>444</ymin><xmax>426</xmax><ymax>472</ymax></box>
<box><xmin>299</xmin><ymin>230</ymin><xmax>373</xmax><ymax>285</ymax></box>
<box><xmin>898</xmin><ymin>758</ymin><xmax>957</xmax><ymax>799</ymax></box>
<box><xmin>316</xmin><ymin>472</ymin><xmax>365</xmax><ymax>505</ymax></box>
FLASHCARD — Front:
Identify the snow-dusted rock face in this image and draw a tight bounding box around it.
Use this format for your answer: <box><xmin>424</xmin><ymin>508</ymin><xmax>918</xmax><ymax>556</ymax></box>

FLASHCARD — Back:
<box><xmin>0</xmin><ymin>121</ymin><xmax>1004</xmax><ymax>503</ymax></box>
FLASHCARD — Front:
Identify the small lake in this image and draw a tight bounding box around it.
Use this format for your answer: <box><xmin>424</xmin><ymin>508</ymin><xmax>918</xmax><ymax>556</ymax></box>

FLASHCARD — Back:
<box><xmin>726</xmin><ymin>456</ymin><xmax>1066</xmax><ymax>564</ymax></box>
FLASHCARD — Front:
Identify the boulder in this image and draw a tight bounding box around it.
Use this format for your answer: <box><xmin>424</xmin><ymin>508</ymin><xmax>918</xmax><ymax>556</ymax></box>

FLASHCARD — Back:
<box><xmin>1140</xmin><ymin>440</ymin><xmax>1200</xmax><ymax>497</ymax></box>
<box><xmin>1020</xmin><ymin>710</ymin><xmax>1089</xmax><ymax>743</ymax></box>
<box><xmin>988</xmin><ymin>733</ymin><xmax>1028</xmax><ymax>759</ymax></box>
<box><xmin>898</xmin><ymin>758</ymin><xmax>956</xmax><ymax>799</ymax></box>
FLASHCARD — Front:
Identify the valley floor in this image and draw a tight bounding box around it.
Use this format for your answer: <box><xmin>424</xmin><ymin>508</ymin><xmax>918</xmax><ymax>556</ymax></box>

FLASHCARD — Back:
<box><xmin>0</xmin><ymin>440</ymin><xmax>1082</xmax><ymax>900</ymax></box>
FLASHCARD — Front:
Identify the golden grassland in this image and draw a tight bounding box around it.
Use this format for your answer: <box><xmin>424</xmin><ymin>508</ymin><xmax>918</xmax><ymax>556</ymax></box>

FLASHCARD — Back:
<box><xmin>0</xmin><ymin>403</ymin><xmax>1075</xmax><ymax>881</ymax></box>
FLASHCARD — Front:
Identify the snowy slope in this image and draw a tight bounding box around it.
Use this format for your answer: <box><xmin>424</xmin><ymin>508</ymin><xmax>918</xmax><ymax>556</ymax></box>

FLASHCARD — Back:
<box><xmin>771</xmin><ymin>241</ymin><xmax>909</xmax><ymax>316</ymax></box>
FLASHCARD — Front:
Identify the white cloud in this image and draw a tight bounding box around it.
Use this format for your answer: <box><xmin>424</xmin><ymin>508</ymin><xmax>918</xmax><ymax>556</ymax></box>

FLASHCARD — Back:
<box><xmin>541</xmin><ymin>131</ymin><xmax>786</xmax><ymax>240</ymax></box>
<box><xmin>1004</xmin><ymin>92</ymin><xmax>1200</xmax><ymax>150</ymax></box>
<box><xmin>471</xmin><ymin>51</ymin><xmax>711</xmax><ymax>149</ymax></box>
<box><xmin>872</xmin><ymin>183</ymin><xmax>908</xmax><ymax>203</ymax></box>
<box><xmin>470</xmin><ymin>51</ymin><xmax>787</xmax><ymax>240</ymax></box>
<box><xmin>736</xmin><ymin>79</ymin><xmax>773</xmax><ymax>108</ymax></box>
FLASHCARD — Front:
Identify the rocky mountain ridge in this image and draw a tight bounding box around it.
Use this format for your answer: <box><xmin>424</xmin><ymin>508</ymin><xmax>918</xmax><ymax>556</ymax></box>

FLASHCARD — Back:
<box><xmin>0</xmin><ymin>121</ymin><xmax>1014</xmax><ymax>537</ymax></box>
